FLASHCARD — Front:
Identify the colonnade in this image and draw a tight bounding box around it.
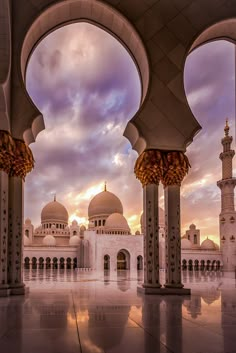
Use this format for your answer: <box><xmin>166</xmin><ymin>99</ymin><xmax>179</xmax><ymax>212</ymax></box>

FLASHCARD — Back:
<box><xmin>135</xmin><ymin>149</ymin><xmax>191</xmax><ymax>294</ymax></box>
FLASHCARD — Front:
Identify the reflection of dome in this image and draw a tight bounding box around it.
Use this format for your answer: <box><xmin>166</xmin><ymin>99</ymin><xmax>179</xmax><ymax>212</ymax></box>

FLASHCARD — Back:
<box><xmin>41</xmin><ymin>200</ymin><xmax>68</xmax><ymax>224</ymax></box>
<box><xmin>140</xmin><ymin>207</ymin><xmax>165</xmax><ymax>227</ymax></box>
<box><xmin>105</xmin><ymin>213</ymin><xmax>130</xmax><ymax>233</ymax></box>
<box><xmin>181</xmin><ymin>238</ymin><xmax>192</xmax><ymax>249</ymax></box>
<box><xmin>69</xmin><ymin>235</ymin><xmax>80</xmax><ymax>246</ymax></box>
<box><xmin>24</xmin><ymin>235</ymin><xmax>30</xmax><ymax>245</ymax></box>
<box><xmin>88</xmin><ymin>190</ymin><xmax>123</xmax><ymax>218</ymax></box>
<box><xmin>43</xmin><ymin>234</ymin><xmax>56</xmax><ymax>246</ymax></box>
<box><xmin>201</xmin><ymin>238</ymin><xmax>216</xmax><ymax>250</ymax></box>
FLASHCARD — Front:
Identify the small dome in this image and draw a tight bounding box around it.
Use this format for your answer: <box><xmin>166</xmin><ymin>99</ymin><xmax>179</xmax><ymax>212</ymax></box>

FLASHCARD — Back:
<box><xmin>181</xmin><ymin>238</ymin><xmax>192</xmax><ymax>249</ymax></box>
<box><xmin>24</xmin><ymin>235</ymin><xmax>30</xmax><ymax>246</ymax></box>
<box><xmin>189</xmin><ymin>223</ymin><xmax>196</xmax><ymax>229</ymax></box>
<box><xmin>43</xmin><ymin>234</ymin><xmax>56</xmax><ymax>246</ymax></box>
<box><xmin>105</xmin><ymin>213</ymin><xmax>130</xmax><ymax>233</ymax></box>
<box><xmin>140</xmin><ymin>207</ymin><xmax>165</xmax><ymax>227</ymax></box>
<box><xmin>69</xmin><ymin>235</ymin><xmax>80</xmax><ymax>246</ymax></box>
<box><xmin>135</xmin><ymin>230</ymin><xmax>140</xmax><ymax>235</ymax></box>
<box><xmin>201</xmin><ymin>238</ymin><xmax>216</xmax><ymax>250</ymax></box>
<box><xmin>80</xmin><ymin>225</ymin><xmax>86</xmax><ymax>231</ymax></box>
<box><xmin>41</xmin><ymin>199</ymin><xmax>68</xmax><ymax>224</ymax></box>
<box><xmin>88</xmin><ymin>190</ymin><xmax>123</xmax><ymax>219</ymax></box>
<box><xmin>25</xmin><ymin>218</ymin><xmax>31</xmax><ymax>225</ymax></box>
<box><xmin>72</xmin><ymin>220</ymin><xmax>78</xmax><ymax>226</ymax></box>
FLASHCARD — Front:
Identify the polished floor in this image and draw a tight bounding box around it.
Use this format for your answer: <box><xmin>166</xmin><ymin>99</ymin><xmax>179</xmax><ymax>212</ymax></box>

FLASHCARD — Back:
<box><xmin>0</xmin><ymin>269</ymin><xmax>236</xmax><ymax>353</ymax></box>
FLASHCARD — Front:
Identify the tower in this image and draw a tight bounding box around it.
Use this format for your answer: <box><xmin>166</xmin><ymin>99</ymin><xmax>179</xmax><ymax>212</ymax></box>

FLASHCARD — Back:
<box><xmin>217</xmin><ymin>119</ymin><xmax>236</xmax><ymax>271</ymax></box>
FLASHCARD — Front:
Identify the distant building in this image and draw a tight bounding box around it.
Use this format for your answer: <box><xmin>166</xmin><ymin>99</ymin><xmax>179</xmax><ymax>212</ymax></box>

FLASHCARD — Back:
<box><xmin>23</xmin><ymin>122</ymin><xmax>236</xmax><ymax>271</ymax></box>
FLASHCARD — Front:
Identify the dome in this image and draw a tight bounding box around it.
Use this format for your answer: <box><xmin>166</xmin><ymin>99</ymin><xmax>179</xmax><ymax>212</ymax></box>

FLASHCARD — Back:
<box><xmin>41</xmin><ymin>199</ymin><xmax>68</xmax><ymax>224</ymax></box>
<box><xmin>105</xmin><ymin>213</ymin><xmax>130</xmax><ymax>233</ymax></box>
<box><xmin>42</xmin><ymin>234</ymin><xmax>56</xmax><ymax>246</ymax></box>
<box><xmin>181</xmin><ymin>238</ymin><xmax>192</xmax><ymax>249</ymax></box>
<box><xmin>201</xmin><ymin>238</ymin><xmax>216</xmax><ymax>250</ymax></box>
<box><xmin>88</xmin><ymin>190</ymin><xmax>123</xmax><ymax>219</ymax></box>
<box><xmin>189</xmin><ymin>223</ymin><xmax>196</xmax><ymax>229</ymax></box>
<box><xmin>140</xmin><ymin>207</ymin><xmax>165</xmax><ymax>227</ymax></box>
<box><xmin>135</xmin><ymin>230</ymin><xmax>140</xmax><ymax>235</ymax></box>
<box><xmin>69</xmin><ymin>235</ymin><xmax>80</xmax><ymax>246</ymax></box>
<box><xmin>24</xmin><ymin>235</ymin><xmax>30</xmax><ymax>246</ymax></box>
<box><xmin>72</xmin><ymin>220</ymin><xmax>78</xmax><ymax>226</ymax></box>
<box><xmin>25</xmin><ymin>218</ymin><xmax>31</xmax><ymax>225</ymax></box>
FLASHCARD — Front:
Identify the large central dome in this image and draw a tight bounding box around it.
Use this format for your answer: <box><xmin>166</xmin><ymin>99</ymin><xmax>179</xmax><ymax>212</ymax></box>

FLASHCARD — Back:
<box><xmin>41</xmin><ymin>199</ymin><xmax>69</xmax><ymax>224</ymax></box>
<box><xmin>88</xmin><ymin>190</ymin><xmax>123</xmax><ymax>219</ymax></box>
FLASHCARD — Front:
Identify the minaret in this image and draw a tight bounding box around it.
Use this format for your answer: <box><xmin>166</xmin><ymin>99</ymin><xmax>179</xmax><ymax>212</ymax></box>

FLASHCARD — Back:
<box><xmin>217</xmin><ymin>119</ymin><xmax>236</xmax><ymax>271</ymax></box>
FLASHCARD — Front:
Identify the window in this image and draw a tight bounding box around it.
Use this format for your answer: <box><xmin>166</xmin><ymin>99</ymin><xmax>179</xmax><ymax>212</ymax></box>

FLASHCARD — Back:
<box><xmin>25</xmin><ymin>229</ymin><xmax>29</xmax><ymax>237</ymax></box>
<box><xmin>103</xmin><ymin>220</ymin><xmax>105</xmax><ymax>226</ymax></box>
<box><xmin>187</xmin><ymin>234</ymin><xmax>190</xmax><ymax>240</ymax></box>
<box><xmin>194</xmin><ymin>234</ymin><xmax>197</xmax><ymax>244</ymax></box>
<box><xmin>95</xmin><ymin>220</ymin><xmax>97</xmax><ymax>227</ymax></box>
<box><xmin>99</xmin><ymin>220</ymin><xmax>101</xmax><ymax>226</ymax></box>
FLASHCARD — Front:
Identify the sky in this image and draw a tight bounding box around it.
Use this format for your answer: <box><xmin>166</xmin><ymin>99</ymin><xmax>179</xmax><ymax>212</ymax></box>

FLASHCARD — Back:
<box><xmin>25</xmin><ymin>23</ymin><xmax>235</xmax><ymax>243</ymax></box>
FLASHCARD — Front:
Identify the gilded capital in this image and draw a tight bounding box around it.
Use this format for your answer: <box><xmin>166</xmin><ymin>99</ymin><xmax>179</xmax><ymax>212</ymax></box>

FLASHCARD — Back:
<box><xmin>0</xmin><ymin>130</ymin><xmax>15</xmax><ymax>174</ymax></box>
<box><xmin>161</xmin><ymin>151</ymin><xmax>190</xmax><ymax>187</ymax></box>
<box><xmin>134</xmin><ymin>149</ymin><xmax>164</xmax><ymax>186</ymax></box>
<box><xmin>134</xmin><ymin>149</ymin><xmax>190</xmax><ymax>187</ymax></box>
<box><xmin>10</xmin><ymin>139</ymin><xmax>34</xmax><ymax>180</ymax></box>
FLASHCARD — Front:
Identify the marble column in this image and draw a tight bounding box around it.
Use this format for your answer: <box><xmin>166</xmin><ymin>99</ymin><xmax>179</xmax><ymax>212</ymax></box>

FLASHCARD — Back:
<box><xmin>164</xmin><ymin>185</ymin><xmax>183</xmax><ymax>288</ymax></box>
<box><xmin>142</xmin><ymin>183</ymin><xmax>161</xmax><ymax>289</ymax></box>
<box><xmin>0</xmin><ymin>171</ymin><xmax>10</xmax><ymax>296</ymax></box>
<box><xmin>8</xmin><ymin>176</ymin><xmax>26</xmax><ymax>295</ymax></box>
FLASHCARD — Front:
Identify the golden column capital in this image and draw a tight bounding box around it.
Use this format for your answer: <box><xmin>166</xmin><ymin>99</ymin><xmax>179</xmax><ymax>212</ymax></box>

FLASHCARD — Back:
<box><xmin>0</xmin><ymin>130</ymin><xmax>15</xmax><ymax>174</ymax></box>
<box><xmin>134</xmin><ymin>149</ymin><xmax>164</xmax><ymax>186</ymax></box>
<box><xmin>10</xmin><ymin>138</ymin><xmax>34</xmax><ymax>180</ymax></box>
<box><xmin>161</xmin><ymin>151</ymin><xmax>190</xmax><ymax>187</ymax></box>
<box><xmin>134</xmin><ymin>149</ymin><xmax>190</xmax><ymax>187</ymax></box>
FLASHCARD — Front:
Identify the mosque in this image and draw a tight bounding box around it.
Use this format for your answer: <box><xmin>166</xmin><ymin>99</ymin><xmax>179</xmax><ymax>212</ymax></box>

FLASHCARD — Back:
<box><xmin>23</xmin><ymin>122</ymin><xmax>236</xmax><ymax>272</ymax></box>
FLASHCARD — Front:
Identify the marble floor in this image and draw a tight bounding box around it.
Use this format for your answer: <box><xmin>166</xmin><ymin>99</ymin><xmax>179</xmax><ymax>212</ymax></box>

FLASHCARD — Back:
<box><xmin>0</xmin><ymin>269</ymin><xmax>236</xmax><ymax>353</ymax></box>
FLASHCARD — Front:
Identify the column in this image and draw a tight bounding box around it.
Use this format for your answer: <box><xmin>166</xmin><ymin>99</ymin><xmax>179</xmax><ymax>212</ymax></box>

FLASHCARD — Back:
<box><xmin>134</xmin><ymin>150</ymin><xmax>162</xmax><ymax>294</ymax></box>
<box><xmin>143</xmin><ymin>184</ymin><xmax>161</xmax><ymax>288</ymax></box>
<box><xmin>7</xmin><ymin>137</ymin><xmax>34</xmax><ymax>295</ymax></box>
<box><xmin>164</xmin><ymin>185</ymin><xmax>182</xmax><ymax>288</ymax></box>
<box><xmin>162</xmin><ymin>151</ymin><xmax>190</xmax><ymax>294</ymax></box>
<box><xmin>8</xmin><ymin>176</ymin><xmax>26</xmax><ymax>294</ymax></box>
<box><xmin>0</xmin><ymin>171</ymin><xmax>10</xmax><ymax>296</ymax></box>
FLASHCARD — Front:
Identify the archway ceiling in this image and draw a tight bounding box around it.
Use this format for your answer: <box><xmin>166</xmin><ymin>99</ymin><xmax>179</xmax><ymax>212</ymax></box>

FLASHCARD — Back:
<box><xmin>5</xmin><ymin>0</ymin><xmax>236</xmax><ymax>153</ymax></box>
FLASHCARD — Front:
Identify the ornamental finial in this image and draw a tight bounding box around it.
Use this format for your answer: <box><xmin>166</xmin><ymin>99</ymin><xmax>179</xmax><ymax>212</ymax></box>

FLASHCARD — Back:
<box><xmin>224</xmin><ymin>118</ymin><xmax>229</xmax><ymax>136</ymax></box>
<box><xmin>104</xmin><ymin>181</ymin><xmax>107</xmax><ymax>191</ymax></box>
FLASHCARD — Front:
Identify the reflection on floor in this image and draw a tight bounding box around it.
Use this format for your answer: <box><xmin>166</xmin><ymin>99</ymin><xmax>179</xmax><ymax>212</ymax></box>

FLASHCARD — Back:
<box><xmin>0</xmin><ymin>269</ymin><xmax>235</xmax><ymax>353</ymax></box>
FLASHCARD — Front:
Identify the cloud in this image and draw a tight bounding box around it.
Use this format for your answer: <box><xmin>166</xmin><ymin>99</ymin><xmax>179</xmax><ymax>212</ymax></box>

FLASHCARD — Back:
<box><xmin>25</xmin><ymin>24</ymin><xmax>235</xmax><ymax>241</ymax></box>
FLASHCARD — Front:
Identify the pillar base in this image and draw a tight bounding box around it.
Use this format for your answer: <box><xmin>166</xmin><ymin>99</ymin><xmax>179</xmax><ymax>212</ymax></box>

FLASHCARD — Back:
<box><xmin>137</xmin><ymin>285</ymin><xmax>191</xmax><ymax>295</ymax></box>
<box><xmin>10</xmin><ymin>284</ymin><xmax>29</xmax><ymax>296</ymax></box>
<box><xmin>0</xmin><ymin>285</ymin><xmax>10</xmax><ymax>297</ymax></box>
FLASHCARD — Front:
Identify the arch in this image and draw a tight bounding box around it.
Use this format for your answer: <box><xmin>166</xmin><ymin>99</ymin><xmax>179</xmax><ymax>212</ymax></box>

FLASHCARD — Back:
<box><xmin>66</xmin><ymin>257</ymin><xmax>72</xmax><ymax>269</ymax></box>
<box><xmin>25</xmin><ymin>229</ymin><xmax>29</xmax><ymax>237</ymax></box>
<box><xmin>189</xmin><ymin>19</ymin><xmax>236</xmax><ymax>55</ymax></box>
<box><xmin>117</xmin><ymin>249</ymin><xmax>130</xmax><ymax>270</ymax></box>
<box><xmin>46</xmin><ymin>257</ymin><xmax>51</xmax><ymax>269</ymax></box>
<box><xmin>194</xmin><ymin>259</ymin><xmax>199</xmax><ymax>271</ymax></box>
<box><xmin>104</xmin><ymin>254</ymin><xmax>110</xmax><ymax>270</ymax></box>
<box><xmin>137</xmin><ymin>255</ymin><xmax>143</xmax><ymax>270</ymax></box>
<box><xmin>206</xmin><ymin>260</ymin><xmax>211</xmax><ymax>270</ymax></box>
<box><xmin>32</xmin><ymin>257</ymin><xmax>37</xmax><ymax>269</ymax></box>
<box><xmin>182</xmin><ymin>259</ymin><xmax>187</xmax><ymax>270</ymax></box>
<box><xmin>200</xmin><ymin>260</ymin><xmax>205</xmax><ymax>271</ymax></box>
<box><xmin>188</xmin><ymin>259</ymin><xmax>193</xmax><ymax>271</ymax></box>
<box><xmin>24</xmin><ymin>257</ymin><xmax>30</xmax><ymax>269</ymax></box>
<box><xmin>73</xmin><ymin>230</ymin><xmax>77</xmax><ymax>236</ymax></box>
<box><xmin>39</xmin><ymin>257</ymin><xmax>44</xmax><ymax>269</ymax></box>
<box><xmin>52</xmin><ymin>257</ymin><xmax>58</xmax><ymax>269</ymax></box>
<box><xmin>60</xmin><ymin>257</ymin><xmax>65</xmax><ymax>269</ymax></box>
<box><xmin>20</xmin><ymin>0</ymin><xmax>149</xmax><ymax>143</ymax></box>
<box><xmin>194</xmin><ymin>234</ymin><xmax>197</xmax><ymax>244</ymax></box>
<box><xmin>73</xmin><ymin>257</ymin><xmax>77</xmax><ymax>269</ymax></box>
<box><xmin>216</xmin><ymin>260</ymin><xmax>221</xmax><ymax>270</ymax></box>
